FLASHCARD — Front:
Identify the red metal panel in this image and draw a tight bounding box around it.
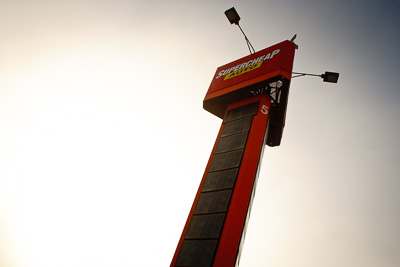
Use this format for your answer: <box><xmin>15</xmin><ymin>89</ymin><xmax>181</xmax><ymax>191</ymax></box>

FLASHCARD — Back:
<box><xmin>206</xmin><ymin>40</ymin><xmax>296</xmax><ymax>96</ymax></box>
<box><xmin>213</xmin><ymin>95</ymin><xmax>271</xmax><ymax>266</ymax></box>
<box><xmin>171</xmin><ymin>94</ymin><xmax>271</xmax><ymax>266</ymax></box>
<box><xmin>203</xmin><ymin>41</ymin><xmax>296</xmax><ymax>120</ymax></box>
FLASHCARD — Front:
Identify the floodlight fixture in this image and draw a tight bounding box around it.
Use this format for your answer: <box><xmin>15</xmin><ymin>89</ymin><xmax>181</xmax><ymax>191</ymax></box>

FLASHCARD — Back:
<box><xmin>224</xmin><ymin>7</ymin><xmax>255</xmax><ymax>54</ymax></box>
<box><xmin>225</xmin><ymin>7</ymin><xmax>241</xmax><ymax>25</ymax></box>
<box><xmin>321</xmin><ymin>71</ymin><xmax>339</xmax><ymax>83</ymax></box>
<box><xmin>292</xmin><ymin>71</ymin><xmax>339</xmax><ymax>83</ymax></box>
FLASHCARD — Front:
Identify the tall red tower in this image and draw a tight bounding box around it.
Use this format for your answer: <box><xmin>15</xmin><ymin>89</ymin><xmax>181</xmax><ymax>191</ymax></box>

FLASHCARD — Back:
<box><xmin>171</xmin><ymin>40</ymin><xmax>297</xmax><ymax>266</ymax></box>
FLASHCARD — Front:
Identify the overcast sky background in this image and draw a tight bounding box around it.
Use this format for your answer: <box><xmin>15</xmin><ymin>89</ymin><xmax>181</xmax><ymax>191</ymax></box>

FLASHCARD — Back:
<box><xmin>0</xmin><ymin>0</ymin><xmax>399</xmax><ymax>266</ymax></box>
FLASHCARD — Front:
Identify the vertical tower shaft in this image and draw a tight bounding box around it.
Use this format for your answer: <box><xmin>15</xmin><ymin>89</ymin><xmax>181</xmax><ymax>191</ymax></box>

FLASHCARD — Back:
<box><xmin>171</xmin><ymin>94</ymin><xmax>272</xmax><ymax>266</ymax></box>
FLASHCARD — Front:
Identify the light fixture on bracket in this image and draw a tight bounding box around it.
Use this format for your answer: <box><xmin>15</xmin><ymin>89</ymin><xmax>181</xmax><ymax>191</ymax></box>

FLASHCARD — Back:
<box><xmin>225</xmin><ymin>7</ymin><xmax>256</xmax><ymax>54</ymax></box>
<box><xmin>292</xmin><ymin>71</ymin><xmax>339</xmax><ymax>83</ymax></box>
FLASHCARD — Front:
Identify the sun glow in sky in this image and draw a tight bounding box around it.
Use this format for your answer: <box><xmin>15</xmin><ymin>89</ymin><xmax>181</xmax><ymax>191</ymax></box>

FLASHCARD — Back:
<box><xmin>1</xmin><ymin>1</ymin><xmax>399</xmax><ymax>266</ymax></box>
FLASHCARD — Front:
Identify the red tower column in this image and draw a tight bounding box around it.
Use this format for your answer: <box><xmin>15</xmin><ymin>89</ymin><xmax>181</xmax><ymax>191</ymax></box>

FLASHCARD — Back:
<box><xmin>171</xmin><ymin>94</ymin><xmax>272</xmax><ymax>266</ymax></box>
<box><xmin>171</xmin><ymin>40</ymin><xmax>296</xmax><ymax>266</ymax></box>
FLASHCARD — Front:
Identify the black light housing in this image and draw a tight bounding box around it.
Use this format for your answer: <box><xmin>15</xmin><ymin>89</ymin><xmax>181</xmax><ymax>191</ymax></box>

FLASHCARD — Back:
<box><xmin>224</xmin><ymin>7</ymin><xmax>255</xmax><ymax>54</ymax></box>
<box><xmin>225</xmin><ymin>7</ymin><xmax>240</xmax><ymax>25</ymax></box>
<box><xmin>292</xmin><ymin>71</ymin><xmax>340</xmax><ymax>83</ymax></box>
<box><xmin>321</xmin><ymin>71</ymin><xmax>339</xmax><ymax>83</ymax></box>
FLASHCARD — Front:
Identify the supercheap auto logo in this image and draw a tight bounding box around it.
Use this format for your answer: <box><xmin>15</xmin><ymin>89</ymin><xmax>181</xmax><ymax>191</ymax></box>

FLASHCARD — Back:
<box><xmin>216</xmin><ymin>49</ymin><xmax>280</xmax><ymax>80</ymax></box>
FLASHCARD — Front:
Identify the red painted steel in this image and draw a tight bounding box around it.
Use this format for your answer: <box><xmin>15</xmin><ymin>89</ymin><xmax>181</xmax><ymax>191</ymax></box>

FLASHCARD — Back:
<box><xmin>206</xmin><ymin>40</ymin><xmax>296</xmax><ymax>97</ymax></box>
<box><xmin>171</xmin><ymin>94</ymin><xmax>272</xmax><ymax>266</ymax></box>
<box><xmin>213</xmin><ymin>95</ymin><xmax>271</xmax><ymax>266</ymax></box>
<box><xmin>203</xmin><ymin>40</ymin><xmax>296</xmax><ymax>120</ymax></box>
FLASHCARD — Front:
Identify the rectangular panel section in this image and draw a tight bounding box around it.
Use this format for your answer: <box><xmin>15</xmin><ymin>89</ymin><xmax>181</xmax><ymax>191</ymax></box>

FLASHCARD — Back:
<box><xmin>185</xmin><ymin>213</ymin><xmax>226</xmax><ymax>239</ymax></box>
<box><xmin>194</xmin><ymin>190</ymin><xmax>232</xmax><ymax>214</ymax></box>
<box><xmin>202</xmin><ymin>168</ymin><xmax>239</xmax><ymax>192</ymax></box>
<box><xmin>209</xmin><ymin>149</ymin><xmax>243</xmax><ymax>172</ymax></box>
<box><xmin>223</xmin><ymin>101</ymin><xmax>259</xmax><ymax>123</ymax></box>
<box><xmin>175</xmin><ymin>239</ymin><xmax>218</xmax><ymax>267</ymax></box>
<box><xmin>221</xmin><ymin>116</ymin><xmax>252</xmax><ymax>137</ymax></box>
<box><xmin>215</xmin><ymin>132</ymin><xmax>248</xmax><ymax>154</ymax></box>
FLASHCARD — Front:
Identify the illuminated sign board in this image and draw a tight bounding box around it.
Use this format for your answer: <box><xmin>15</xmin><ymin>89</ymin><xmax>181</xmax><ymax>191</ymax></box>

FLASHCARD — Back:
<box><xmin>204</xmin><ymin>40</ymin><xmax>296</xmax><ymax>119</ymax></box>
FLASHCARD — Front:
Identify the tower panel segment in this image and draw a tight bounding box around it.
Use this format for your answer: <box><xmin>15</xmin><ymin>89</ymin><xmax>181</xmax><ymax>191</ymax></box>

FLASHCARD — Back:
<box><xmin>171</xmin><ymin>94</ymin><xmax>272</xmax><ymax>266</ymax></box>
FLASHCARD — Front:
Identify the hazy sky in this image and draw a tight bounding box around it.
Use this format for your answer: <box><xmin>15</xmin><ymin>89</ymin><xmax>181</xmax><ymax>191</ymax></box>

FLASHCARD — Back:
<box><xmin>0</xmin><ymin>0</ymin><xmax>399</xmax><ymax>266</ymax></box>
